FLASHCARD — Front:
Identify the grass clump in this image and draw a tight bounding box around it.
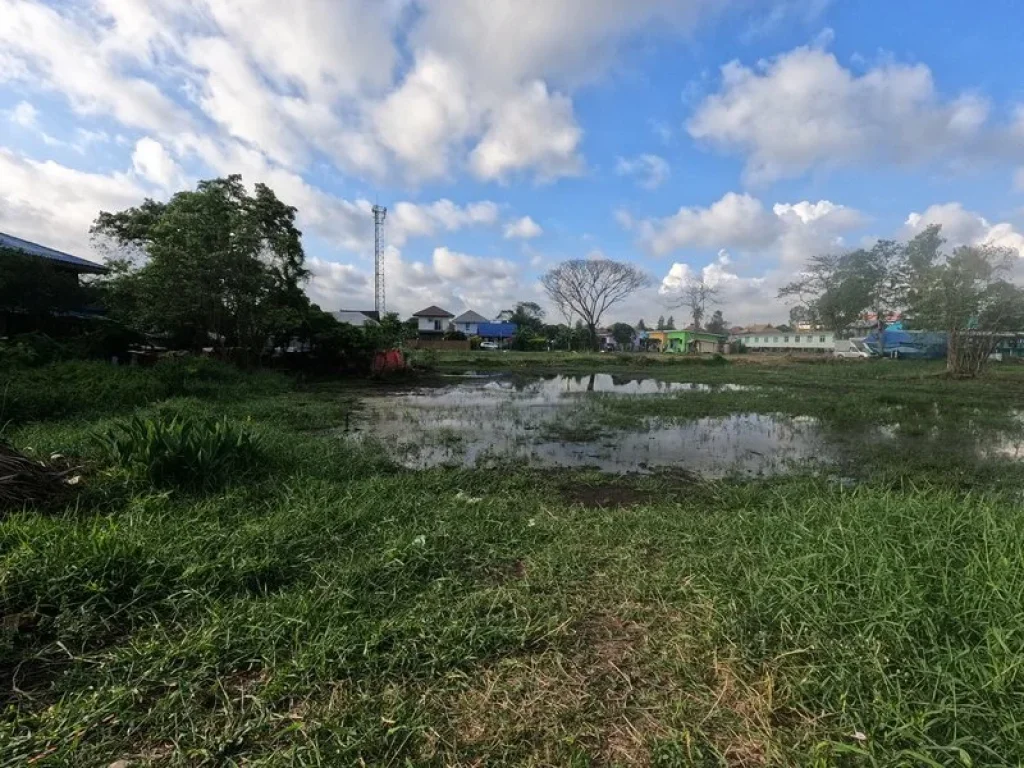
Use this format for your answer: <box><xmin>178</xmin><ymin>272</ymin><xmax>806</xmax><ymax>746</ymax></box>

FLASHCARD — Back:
<box><xmin>92</xmin><ymin>412</ymin><xmax>264</xmax><ymax>490</ymax></box>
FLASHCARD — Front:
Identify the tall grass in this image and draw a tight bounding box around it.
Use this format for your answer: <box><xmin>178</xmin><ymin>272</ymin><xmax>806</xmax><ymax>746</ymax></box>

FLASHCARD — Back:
<box><xmin>2</xmin><ymin>362</ymin><xmax>1024</xmax><ymax>764</ymax></box>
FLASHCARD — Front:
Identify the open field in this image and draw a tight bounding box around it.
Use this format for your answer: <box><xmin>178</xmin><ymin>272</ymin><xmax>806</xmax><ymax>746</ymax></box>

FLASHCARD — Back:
<box><xmin>3</xmin><ymin>358</ymin><xmax>1024</xmax><ymax>765</ymax></box>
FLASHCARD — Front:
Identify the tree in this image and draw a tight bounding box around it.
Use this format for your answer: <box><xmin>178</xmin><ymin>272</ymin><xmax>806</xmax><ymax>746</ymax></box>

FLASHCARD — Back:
<box><xmin>665</xmin><ymin>315</ymin><xmax>676</xmax><ymax>330</ymax></box>
<box><xmin>789</xmin><ymin>305</ymin><xmax>811</xmax><ymax>328</ymax></box>
<box><xmin>541</xmin><ymin>259</ymin><xmax>650</xmax><ymax>350</ymax></box>
<box><xmin>92</xmin><ymin>175</ymin><xmax>309</xmax><ymax>358</ymax></box>
<box><xmin>656</xmin><ymin>315</ymin><xmax>666</xmax><ymax>330</ymax></box>
<box><xmin>669</xmin><ymin>274</ymin><xmax>719</xmax><ymax>330</ymax></box>
<box><xmin>780</xmin><ymin>240</ymin><xmax>906</xmax><ymax>353</ymax></box>
<box><xmin>904</xmin><ymin>226</ymin><xmax>1024</xmax><ymax>376</ymax></box>
<box><xmin>636</xmin><ymin>318</ymin><xmax>647</xmax><ymax>331</ymax></box>
<box><xmin>706</xmin><ymin>310</ymin><xmax>728</xmax><ymax>335</ymax></box>
<box><xmin>610</xmin><ymin>322</ymin><xmax>636</xmax><ymax>349</ymax></box>
<box><xmin>498</xmin><ymin>301</ymin><xmax>546</xmax><ymax>332</ymax></box>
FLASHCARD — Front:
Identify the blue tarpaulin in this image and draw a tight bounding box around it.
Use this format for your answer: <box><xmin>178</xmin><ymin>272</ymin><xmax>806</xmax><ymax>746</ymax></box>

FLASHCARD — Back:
<box><xmin>477</xmin><ymin>322</ymin><xmax>517</xmax><ymax>339</ymax></box>
<box><xmin>864</xmin><ymin>329</ymin><xmax>947</xmax><ymax>359</ymax></box>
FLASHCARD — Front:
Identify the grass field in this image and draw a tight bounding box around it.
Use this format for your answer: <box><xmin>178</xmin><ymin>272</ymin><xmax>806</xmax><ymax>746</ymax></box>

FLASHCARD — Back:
<box><xmin>3</xmin><ymin>356</ymin><xmax>1024</xmax><ymax>766</ymax></box>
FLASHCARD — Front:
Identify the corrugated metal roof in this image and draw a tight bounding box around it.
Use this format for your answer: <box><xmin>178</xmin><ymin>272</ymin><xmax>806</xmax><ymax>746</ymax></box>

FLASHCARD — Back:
<box><xmin>332</xmin><ymin>310</ymin><xmax>380</xmax><ymax>327</ymax></box>
<box><xmin>0</xmin><ymin>231</ymin><xmax>107</xmax><ymax>274</ymax></box>
<box><xmin>477</xmin><ymin>322</ymin><xmax>517</xmax><ymax>338</ymax></box>
<box><xmin>412</xmin><ymin>305</ymin><xmax>454</xmax><ymax>318</ymax></box>
<box><xmin>453</xmin><ymin>310</ymin><xmax>489</xmax><ymax>324</ymax></box>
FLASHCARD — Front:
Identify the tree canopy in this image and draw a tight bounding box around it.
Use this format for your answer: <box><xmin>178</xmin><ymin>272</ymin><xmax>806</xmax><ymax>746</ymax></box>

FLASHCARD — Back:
<box><xmin>92</xmin><ymin>175</ymin><xmax>310</xmax><ymax>356</ymax></box>
<box><xmin>541</xmin><ymin>259</ymin><xmax>650</xmax><ymax>349</ymax></box>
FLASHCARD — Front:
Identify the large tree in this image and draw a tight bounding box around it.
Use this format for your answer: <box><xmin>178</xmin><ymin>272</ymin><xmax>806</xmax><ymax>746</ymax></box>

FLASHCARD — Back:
<box><xmin>903</xmin><ymin>226</ymin><xmax>1024</xmax><ymax>376</ymax></box>
<box><xmin>498</xmin><ymin>301</ymin><xmax>545</xmax><ymax>332</ymax></box>
<box><xmin>780</xmin><ymin>239</ymin><xmax>907</xmax><ymax>353</ymax></box>
<box><xmin>609</xmin><ymin>322</ymin><xmax>637</xmax><ymax>348</ymax></box>
<box><xmin>92</xmin><ymin>176</ymin><xmax>309</xmax><ymax>356</ymax></box>
<box><xmin>669</xmin><ymin>273</ymin><xmax>719</xmax><ymax>330</ymax></box>
<box><xmin>541</xmin><ymin>259</ymin><xmax>650</xmax><ymax>350</ymax></box>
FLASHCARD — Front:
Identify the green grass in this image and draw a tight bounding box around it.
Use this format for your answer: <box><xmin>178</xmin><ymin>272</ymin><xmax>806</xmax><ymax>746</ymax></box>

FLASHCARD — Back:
<box><xmin>3</xmin><ymin>359</ymin><xmax>1024</xmax><ymax>765</ymax></box>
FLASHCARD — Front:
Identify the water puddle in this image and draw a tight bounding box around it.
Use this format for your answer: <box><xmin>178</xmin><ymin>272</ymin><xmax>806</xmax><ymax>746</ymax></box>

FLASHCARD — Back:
<box><xmin>352</xmin><ymin>374</ymin><xmax>1023</xmax><ymax>477</ymax></box>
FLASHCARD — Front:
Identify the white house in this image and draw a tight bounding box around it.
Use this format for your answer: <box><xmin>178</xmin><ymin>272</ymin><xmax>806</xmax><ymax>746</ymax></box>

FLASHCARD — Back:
<box><xmin>730</xmin><ymin>325</ymin><xmax>835</xmax><ymax>352</ymax></box>
<box><xmin>412</xmin><ymin>305</ymin><xmax>454</xmax><ymax>335</ymax></box>
<box><xmin>451</xmin><ymin>310</ymin><xmax>489</xmax><ymax>336</ymax></box>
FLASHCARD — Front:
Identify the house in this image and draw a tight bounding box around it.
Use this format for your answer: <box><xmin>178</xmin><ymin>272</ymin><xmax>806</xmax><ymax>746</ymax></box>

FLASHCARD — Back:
<box><xmin>730</xmin><ymin>325</ymin><xmax>835</xmax><ymax>352</ymax></box>
<box><xmin>1</xmin><ymin>232</ymin><xmax>108</xmax><ymax>336</ymax></box>
<box><xmin>643</xmin><ymin>329</ymin><xmax>724</xmax><ymax>354</ymax></box>
<box><xmin>451</xmin><ymin>309</ymin><xmax>489</xmax><ymax>336</ymax></box>
<box><xmin>412</xmin><ymin>305</ymin><xmax>454</xmax><ymax>336</ymax></box>
<box><xmin>331</xmin><ymin>310</ymin><xmax>380</xmax><ymax>328</ymax></box>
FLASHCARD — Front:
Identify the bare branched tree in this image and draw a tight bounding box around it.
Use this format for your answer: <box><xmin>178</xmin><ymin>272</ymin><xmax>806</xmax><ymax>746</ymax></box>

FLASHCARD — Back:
<box><xmin>668</xmin><ymin>273</ymin><xmax>720</xmax><ymax>330</ymax></box>
<box><xmin>542</xmin><ymin>259</ymin><xmax>650</xmax><ymax>350</ymax></box>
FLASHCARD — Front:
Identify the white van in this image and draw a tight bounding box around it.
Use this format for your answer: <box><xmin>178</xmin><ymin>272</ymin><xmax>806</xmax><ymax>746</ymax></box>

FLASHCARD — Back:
<box><xmin>833</xmin><ymin>338</ymin><xmax>873</xmax><ymax>358</ymax></box>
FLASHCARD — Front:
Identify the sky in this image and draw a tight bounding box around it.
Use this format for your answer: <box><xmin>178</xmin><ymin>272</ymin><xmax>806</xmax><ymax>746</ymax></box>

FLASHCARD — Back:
<box><xmin>2</xmin><ymin>0</ymin><xmax>1023</xmax><ymax>327</ymax></box>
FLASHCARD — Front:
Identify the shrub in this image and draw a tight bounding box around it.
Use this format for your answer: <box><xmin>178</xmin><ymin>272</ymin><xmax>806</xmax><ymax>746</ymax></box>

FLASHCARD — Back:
<box><xmin>92</xmin><ymin>413</ymin><xmax>264</xmax><ymax>490</ymax></box>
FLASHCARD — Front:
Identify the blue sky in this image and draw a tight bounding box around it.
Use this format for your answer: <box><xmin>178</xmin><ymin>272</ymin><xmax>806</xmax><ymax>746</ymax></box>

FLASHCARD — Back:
<box><xmin>2</xmin><ymin>0</ymin><xmax>1022</xmax><ymax>325</ymax></box>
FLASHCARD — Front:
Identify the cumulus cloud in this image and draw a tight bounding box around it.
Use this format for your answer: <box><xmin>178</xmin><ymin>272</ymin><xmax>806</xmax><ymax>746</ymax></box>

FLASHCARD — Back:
<box><xmin>389</xmin><ymin>200</ymin><xmax>500</xmax><ymax>246</ymax></box>
<box><xmin>629</xmin><ymin>192</ymin><xmax>864</xmax><ymax>263</ymax></box>
<box><xmin>504</xmin><ymin>216</ymin><xmax>543</xmax><ymax>239</ymax></box>
<box><xmin>688</xmin><ymin>45</ymin><xmax>1011</xmax><ymax>182</ymax></box>
<box><xmin>8</xmin><ymin>100</ymin><xmax>38</xmax><ymax>127</ymax></box>
<box><xmin>615</xmin><ymin>154</ymin><xmax>671</xmax><ymax>189</ymax></box>
<box><xmin>904</xmin><ymin>203</ymin><xmax>1024</xmax><ymax>258</ymax></box>
<box><xmin>470</xmin><ymin>81</ymin><xmax>583</xmax><ymax>182</ymax></box>
<box><xmin>0</xmin><ymin>147</ymin><xmax>147</xmax><ymax>258</ymax></box>
<box><xmin>131</xmin><ymin>137</ymin><xmax>185</xmax><ymax>190</ymax></box>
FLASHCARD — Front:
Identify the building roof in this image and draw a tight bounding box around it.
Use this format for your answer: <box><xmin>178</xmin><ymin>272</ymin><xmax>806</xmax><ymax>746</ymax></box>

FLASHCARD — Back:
<box><xmin>0</xmin><ymin>231</ymin><xmax>108</xmax><ymax>274</ymax></box>
<box><xmin>453</xmin><ymin>309</ymin><xmax>489</xmax><ymax>324</ymax></box>
<box><xmin>332</xmin><ymin>310</ymin><xmax>380</xmax><ymax>327</ymax></box>
<box><xmin>732</xmin><ymin>324</ymin><xmax>783</xmax><ymax>336</ymax></box>
<box><xmin>412</xmin><ymin>305</ymin><xmax>454</xmax><ymax>318</ymax></box>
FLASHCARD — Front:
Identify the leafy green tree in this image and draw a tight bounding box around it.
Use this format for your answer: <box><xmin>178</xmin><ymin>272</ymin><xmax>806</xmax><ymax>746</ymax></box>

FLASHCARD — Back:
<box><xmin>92</xmin><ymin>175</ymin><xmax>309</xmax><ymax>358</ymax></box>
<box><xmin>903</xmin><ymin>226</ymin><xmax>1024</xmax><ymax>376</ymax></box>
<box><xmin>665</xmin><ymin>315</ymin><xmax>676</xmax><ymax>330</ymax></box>
<box><xmin>498</xmin><ymin>301</ymin><xmax>546</xmax><ymax>332</ymax></box>
<box><xmin>706</xmin><ymin>310</ymin><xmax>728</xmax><ymax>335</ymax></box>
<box><xmin>610</xmin><ymin>322</ymin><xmax>636</xmax><ymax>348</ymax></box>
<box><xmin>656</xmin><ymin>315</ymin><xmax>666</xmax><ymax>330</ymax></box>
<box><xmin>636</xmin><ymin>318</ymin><xmax>647</xmax><ymax>331</ymax></box>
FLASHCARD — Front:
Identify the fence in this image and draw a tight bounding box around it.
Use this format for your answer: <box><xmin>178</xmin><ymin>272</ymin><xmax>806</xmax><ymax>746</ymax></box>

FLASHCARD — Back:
<box><xmin>406</xmin><ymin>339</ymin><xmax>471</xmax><ymax>351</ymax></box>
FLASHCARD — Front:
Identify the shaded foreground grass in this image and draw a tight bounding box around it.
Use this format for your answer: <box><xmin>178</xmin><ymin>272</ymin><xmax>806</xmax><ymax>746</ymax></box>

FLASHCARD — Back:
<box><xmin>4</xmin><ymin>369</ymin><xmax>1024</xmax><ymax>765</ymax></box>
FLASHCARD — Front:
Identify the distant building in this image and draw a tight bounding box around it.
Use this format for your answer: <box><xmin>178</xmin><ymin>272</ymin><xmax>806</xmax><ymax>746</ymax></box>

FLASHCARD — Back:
<box><xmin>412</xmin><ymin>305</ymin><xmax>454</xmax><ymax>336</ymax></box>
<box><xmin>331</xmin><ymin>310</ymin><xmax>380</xmax><ymax>327</ymax></box>
<box><xmin>451</xmin><ymin>309</ymin><xmax>489</xmax><ymax>336</ymax></box>
<box><xmin>476</xmin><ymin>322</ymin><xmax>517</xmax><ymax>341</ymax></box>
<box><xmin>644</xmin><ymin>329</ymin><xmax>725</xmax><ymax>354</ymax></box>
<box><xmin>730</xmin><ymin>325</ymin><xmax>835</xmax><ymax>352</ymax></box>
<box><xmin>1</xmin><ymin>232</ymin><xmax>108</xmax><ymax>336</ymax></box>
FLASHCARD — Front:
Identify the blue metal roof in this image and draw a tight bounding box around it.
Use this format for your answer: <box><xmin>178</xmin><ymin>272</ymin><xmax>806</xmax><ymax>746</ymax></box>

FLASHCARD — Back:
<box><xmin>0</xmin><ymin>231</ymin><xmax>107</xmax><ymax>274</ymax></box>
<box><xmin>477</xmin><ymin>322</ymin><xmax>517</xmax><ymax>338</ymax></box>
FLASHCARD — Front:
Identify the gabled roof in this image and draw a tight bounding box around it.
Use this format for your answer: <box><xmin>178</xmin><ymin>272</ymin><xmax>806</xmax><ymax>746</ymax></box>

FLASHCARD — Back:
<box><xmin>332</xmin><ymin>310</ymin><xmax>380</xmax><ymax>327</ymax></box>
<box><xmin>453</xmin><ymin>309</ymin><xmax>489</xmax><ymax>324</ymax></box>
<box><xmin>413</xmin><ymin>305</ymin><xmax>454</xmax><ymax>318</ymax></box>
<box><xmin>0</xmin><ymin>231</ymin><xmax>108</xmax><ymax>274</ymax></box>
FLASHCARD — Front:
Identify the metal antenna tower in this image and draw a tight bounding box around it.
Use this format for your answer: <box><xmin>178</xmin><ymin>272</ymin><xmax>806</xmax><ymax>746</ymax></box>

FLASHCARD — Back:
<box><xmin>372</xmin><ymin>204</ymin><xmax>387</xmax><ymax>315</ymax></box>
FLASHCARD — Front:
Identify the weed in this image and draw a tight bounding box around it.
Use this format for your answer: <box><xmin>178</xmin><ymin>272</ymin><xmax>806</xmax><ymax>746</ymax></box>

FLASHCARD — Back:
<box><xmin>92</xmin><ymin>413</ymin><xmax>264</xmax><ymax>490</ymax></box>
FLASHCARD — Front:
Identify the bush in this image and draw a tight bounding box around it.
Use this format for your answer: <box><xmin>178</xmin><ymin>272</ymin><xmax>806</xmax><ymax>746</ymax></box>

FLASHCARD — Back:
<box><xmin>92</xmin><ymin>413</ymin><xmax>264</xmax><ymax>490</ymax></box>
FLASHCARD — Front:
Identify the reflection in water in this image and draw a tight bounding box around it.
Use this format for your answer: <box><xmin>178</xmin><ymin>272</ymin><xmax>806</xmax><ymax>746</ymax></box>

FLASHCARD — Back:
<box><xmin>355</xmin><ymin>374</ymin><xmax>1023</xmax><ymax>477</ymax></box>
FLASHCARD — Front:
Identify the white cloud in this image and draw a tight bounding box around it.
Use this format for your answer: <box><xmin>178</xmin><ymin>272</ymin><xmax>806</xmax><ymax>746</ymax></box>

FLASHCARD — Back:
<box><xmin>131</xmin><ymin>137</ymin><xmax>185</xmax><ymax>190</ymax></box>
<box><xmin>470</xmin><ymin>81</ymin><xmax>583</xmax><ymax>182</ymax></box>
<box><xmin>631</xmin><ymin>192</ymin><xmax>864</xmax><ymax>263</ymax></box>
<box><xmin>9</xmin><ymin>100</ymin><xmax>38</xmax><ymax>127</ymax></box>
<box><xmin>0</xmin><ymin>147</ymin><xmax>148</xmax><ymax>258</ymax></box>
<box><xmin>688</xmin><ymin>45</ymin><xmax>1004</xmax><ymax>182</ymax></box>
<box><xmin>389</xmin><ymin>199</ymin><xmax>500</xmax><ymax>246</ymax></box>
<box><xmin>504</xmin><ymin>216</ymin><xmax>543</xmax><ymax>239</ymax></box>
<box><xmin>904</xmin><ymin>203</ymin><xmax>1024</xmax><ymax>258</ymax></box>
<box><xmin>616</xmin><ymin>154</ymin><xmax>671</xmax><ymax>189</ymax></box>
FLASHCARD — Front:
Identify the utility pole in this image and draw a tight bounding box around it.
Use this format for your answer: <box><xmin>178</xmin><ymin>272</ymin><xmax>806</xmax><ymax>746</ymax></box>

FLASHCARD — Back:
<box><xmin>372</xmin><ymin>204</ymin><xmax>387</xmax><ymax>316</ymax></box>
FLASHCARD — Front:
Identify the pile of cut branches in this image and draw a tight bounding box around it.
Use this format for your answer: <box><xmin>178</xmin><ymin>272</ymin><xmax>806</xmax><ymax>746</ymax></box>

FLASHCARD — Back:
<box><xmin>0</xmin><ymin>442</ymin><xmax>79</xmax><ymax>512</ymax></box>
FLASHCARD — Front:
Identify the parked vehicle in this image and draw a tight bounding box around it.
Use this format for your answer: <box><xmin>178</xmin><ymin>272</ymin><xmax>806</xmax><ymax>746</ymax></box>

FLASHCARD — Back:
<box><xmin>833</xmin><ymin>338</ymin><xmax>873</xmax><ymax>358</ymax></box>
<box><xmin>479</xmin><ymin>341</ymin><xmax>500</xmax><ymax>350</ymax></box>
